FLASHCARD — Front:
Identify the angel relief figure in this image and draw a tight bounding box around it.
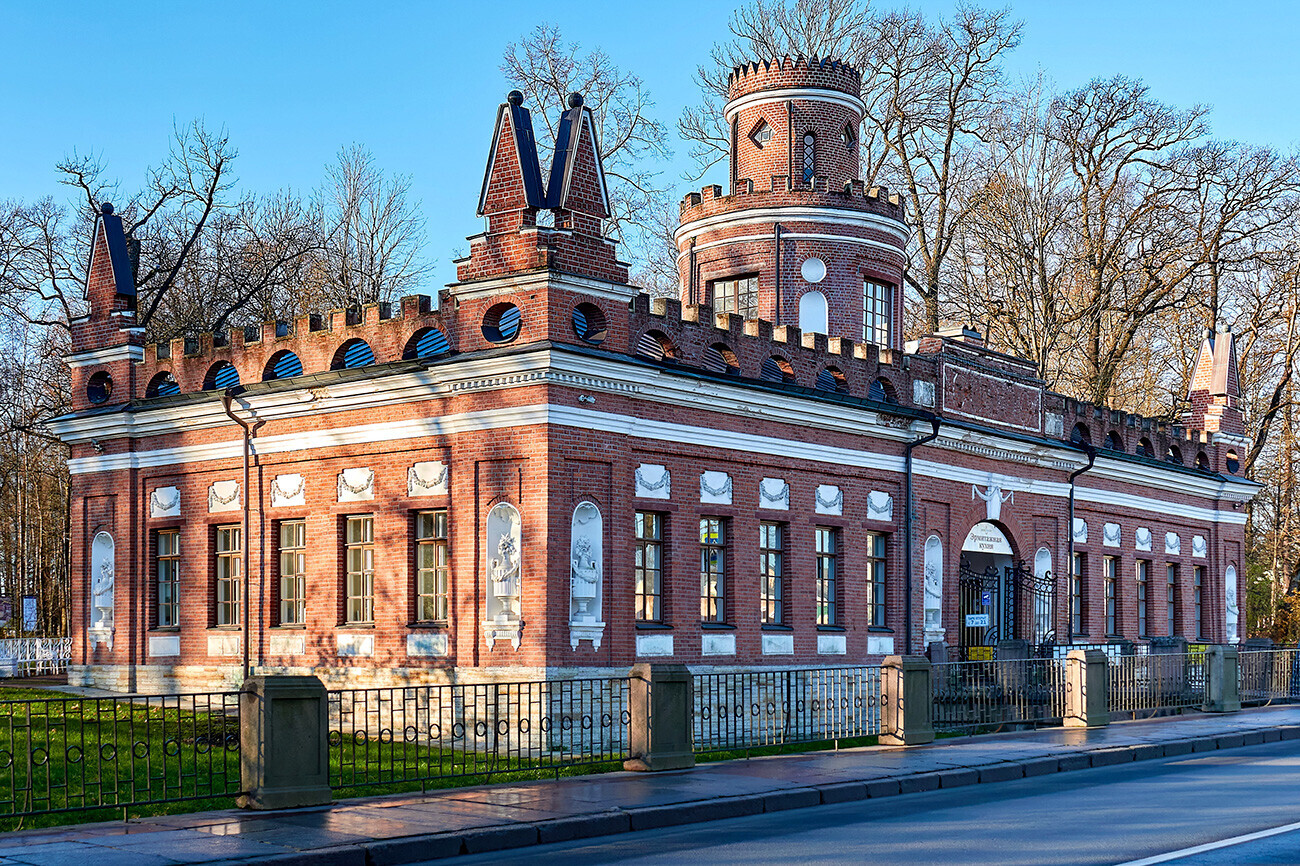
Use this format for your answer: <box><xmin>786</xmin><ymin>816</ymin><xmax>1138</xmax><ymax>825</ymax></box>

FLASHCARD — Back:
<box><xmin>571</xmin><ymin>536</ymin><xmax>600</xmax><ymax>620</ymax></box>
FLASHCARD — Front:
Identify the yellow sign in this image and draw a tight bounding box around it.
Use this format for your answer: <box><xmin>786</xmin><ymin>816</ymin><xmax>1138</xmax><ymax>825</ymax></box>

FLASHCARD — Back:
<box><xmin>1188</xmin><ymin>643</ymin><xmax>1208</xmax><ymax>657</ymax></box>
<box><xmin>966</xmin><ymin>646</ymin><xmax>994</xmax><ymax>661</ymax></box>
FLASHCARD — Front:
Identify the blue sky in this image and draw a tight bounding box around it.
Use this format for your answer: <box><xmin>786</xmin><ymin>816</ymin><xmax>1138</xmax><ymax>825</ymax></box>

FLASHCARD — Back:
<box><xmin>3</xmin><ymin>1</ymin><xmax>1297</xmax><ymax>290</ymax></box>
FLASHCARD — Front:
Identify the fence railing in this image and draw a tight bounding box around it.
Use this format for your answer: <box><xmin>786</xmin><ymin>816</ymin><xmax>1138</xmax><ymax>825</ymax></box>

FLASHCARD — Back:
<box><xmin>0</xmin><ymin>691</ymin><xmax>239</xmax><ymax>819</ymax></box>
<box><xmin>692</xmin><ymin>666</ymin><xmax>882</xmax><ymax>754</ymax></box>
<box><xmin>1239</xmin><ymin>649</ymin><xmax>1300</xmax><ymax>705</ymax></box>
<box><xmin>1107</xmin><ymin>651</ymin><xmax>1205</xmax><ymax>715</ymax></box>
<box><xmin>327</xmin><ymin>677</ymin><xmax>630</xmax><ymax>791</ymax></box>
<box><xmin>932</xmin><ymin>658</ymin><xmax>1068</xmax><ymax>732</ymax></box>
<box><xmin>0</xmin><ymin>638</ymin><xmax>71</xmax><ymax>678</ymax></box>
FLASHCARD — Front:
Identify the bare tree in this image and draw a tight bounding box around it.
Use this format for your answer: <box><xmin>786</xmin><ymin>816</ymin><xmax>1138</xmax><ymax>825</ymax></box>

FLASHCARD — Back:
<box><xmin>314</xmin><ymin>144</ymin><xmax>430</xmax><ymax>310</ymax></box>
<box><xmin>502</xmin><ymin>24</ymin><xmax>673</xmax><ymax>265</ymax></box>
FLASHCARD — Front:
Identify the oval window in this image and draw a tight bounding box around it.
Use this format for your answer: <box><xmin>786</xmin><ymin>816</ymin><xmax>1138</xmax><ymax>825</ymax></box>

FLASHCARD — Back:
<box><xmin>86</xmin><ymin>371</ymin><xmax>113</xmax><ymax>405</ymax></box>
<box><xmin>482</xmin><ymin>303</ymin><xmax>523</xmax><ymax>344</ymax></box>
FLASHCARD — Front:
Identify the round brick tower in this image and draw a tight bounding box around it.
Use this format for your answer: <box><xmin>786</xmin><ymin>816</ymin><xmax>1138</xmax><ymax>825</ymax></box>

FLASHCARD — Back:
<box><xmin>675</xmin><ymin>56</ymin><xmax>908</xmax><ymax>349</ymax></box>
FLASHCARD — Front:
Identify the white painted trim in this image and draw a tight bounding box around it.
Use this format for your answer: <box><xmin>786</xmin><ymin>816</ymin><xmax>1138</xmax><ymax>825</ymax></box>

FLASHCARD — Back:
<box><xmin>446</xmin><ymin>267</ymin><xmax>634</xmax><ymax>303</ymax></box>
<box><xmin>65</xmin><ymin>344</ymin><xmax>144</xmax><ymax>369</ymax></box>
<box><xmin>676</xmin><ymin>207</ymin><xmax>908</xmax><ymax>245</ymax></box>
<box><xmin>723</xmin><ymin>88</ymin><xmax>866</xmax><ymax>123</ymax></box>
<box><xmin>676</xmin><ymin>231</ymin><xmax>903</xmax><ymax>262</ymax></box>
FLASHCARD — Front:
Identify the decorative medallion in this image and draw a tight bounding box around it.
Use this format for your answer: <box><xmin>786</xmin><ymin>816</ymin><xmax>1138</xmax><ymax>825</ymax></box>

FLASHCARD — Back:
<box><xmin>867</xmin><ymin>490</ymin><xmax>894</xmax><ymax>522</ymax></box>
<box><xmin>1165</xmin><ymin>532</ymin><xmax>1181</xmax><ymax>555</ymax></box>
<box><xmin>1192</xmin><ymin>535</ymin><xmax>1207</xmax><ymax>558</ymax></box>
<box><xmin>759</xmin><ymin>477</ymin><xmax>789</xmax><ymax>510</ymax></box>
<box><xmin>634</xmin><ymin>463</ymin><xmax>670</xmax><ymax>500</ymax></box>
<box><xmin>408</xmin><ymin>460</ymin><xmax>449</xmax><ymax>497</ymax></box>
<box><xmin>1103</xmin><ymin>522</ymin><xmax>1121</xmax><ymax>547</ymax></box>
<box><xmin>699</xmin><ymin>471</ymin><xmax>733</xmax><ymax>505</ymax></box>
<box><xmin>1136</xmin><ymin>527</ymin><xmax>1152</xmax><ymax>552</ymax></box>
<box><xmin>337</xmin><ymin>467</ymin><xmax>375</xmax><ymax>503</ymax></box>
<box><xmin>814</xmin><ymin>484</ymin><xmax>843</xmax><ymax>516</ymax></box>
<box><xmin>149</xmin><ymin>486</ymin><xmax>181</xmax><ymax>518</ymax></box>
<box><xmin>207</xmin><ymin>480</ymin><xmax>240</xmax><ymax>514</ymax></box>
<box><xmin>270</xmin><ymin>474</ymin><xmax>305</xmax><ymax>508</ymax></box>
<box><xmin>1072</xmin><ymin>518</ymin><xmax>1088</xmax><ymax>544</ymax></box>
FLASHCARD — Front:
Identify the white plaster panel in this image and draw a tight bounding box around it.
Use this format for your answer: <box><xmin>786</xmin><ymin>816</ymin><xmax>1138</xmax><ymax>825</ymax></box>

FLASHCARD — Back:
<box><xmin>1103</xmin><ymin>522</ymin><xmax>1121</xmax><ymax>548</ymax></box>
<box><xmin>759</xmin><ymin>477</ymin><xmax>789</xmax><ymax>510</ymax></box>
<box><xmin>761</xmin><ymin>634</ymin><xmax>794</xmax><ymax>655</ymax></box>
<box><xmin>636</xmin><ymin>633</ymin><xmax>673</xmax><ymax>656</ymax></box>
<box><xmin>147</xmin><ymin>635</ymin><xmax>179</xmax><ymax>657</ymax></box>
<box><xmin>913</xmin><ymin>379</ymin><xmax>936</xmax><ymax>408</ymax></box>
<box><xmin>699</xmin><ymin>471</ymin><xmax>733</xmax><ymax>505</ymax></box>
<box><xmin>337</xmin><ymin>467</ymin><xmax>375</xmax><ymax>502</ymax></box>
<box><xmin>269</xmin><ymin>633</ymin><xmax>305</xmax><ymax>655</ymax></box>
<box><xmin>635</xmin><ymin>464</ymin><xmax>670</xmax><ymax>499</ymax></box>
<box><xmin>1136</xmin><ymin>527</ymin><xmax>1153</xmax><ymax>552</ymax></box>
<box><xmin>207</xmin><ymin>634</ymin><xmax>241</xmax><ymax>657</ymax></box>
<box><xmin>867</xmin><ymin>490</ymin><xmax>894</xmax><ymax>522</ymax></box>
<box><xmin>1072</xmin><ymin>518</ymin><xmax>1088</xmax><ymax>543</ymax></box>
<box><xmin>407</xmin><ymin>633</ymin><xmax>449</xmax><ymax>657</ymax></box>
<box><xmin>867</xmin><ymin>635</ymin><xmax>895</xmax><ymax>655</ymax></box>
<box><xmin>149</xmin><ymin>486</ymin><xmax>180</xmax><ymax>518</ymax></box>
<box><xmin>408</xmin><ymin>460</ymin><xmax>449</xmax><ymax>497</ymax></box>
<box><xmin>1165</xmin><ymin>532</ymin><xmax>1181</xmax><ymax>555</ymax></box>
<box><xmin>337</xmin><ymin>634</ymin><xmax>375</xmax><ymax>657</ymax></box>
<box><xmin>269</xmin><ymin>473</ymin><xmax>305</xmax><ymax>508</ymax></box>
<box><xmin>207</xmin><ymin>480</ymin><xmax>240</xmax><ymax>514</ymax></box>
<box><xmin>815</xmin><ymin>484</ymin><xmax>843</xmax><ymax>515</ymax></box>
<box><xmin>817</xmin><ymin>634</ymin><xmax>847</xmax><ymax>655</ymax></box>
<box><xmin>701</xmin><ymin>634</ymin><xmax>736</xmax><ymax>656</ymax></box>
<box><xmin>1192</xmin><ymin>535</ymin><xmax>1207</xmax><ymax>558</ymax></box>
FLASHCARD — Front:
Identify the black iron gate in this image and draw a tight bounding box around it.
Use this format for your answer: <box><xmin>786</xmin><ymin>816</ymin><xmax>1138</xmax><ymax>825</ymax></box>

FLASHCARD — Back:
<box><xmin>957</xmin><ymin>558</ymin><xmax>1056</xmax><ymax>660</ymax></box>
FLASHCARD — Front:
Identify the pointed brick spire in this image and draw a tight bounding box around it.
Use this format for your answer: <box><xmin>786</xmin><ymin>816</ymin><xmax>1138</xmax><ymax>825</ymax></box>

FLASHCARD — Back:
<box><xmin>476</xmin><ymin>91</ymin><xmax>545</xmax><ymax>231</ymax></box>
<box><xmin>1186</xmin><ymin>327</ymin><xmax>1244</xmax><ymax>435</ymax></box>
<box><xmin>546</xmin><ymin>92</ymin><xmax>611</xmax><ymax>235</ymax></box>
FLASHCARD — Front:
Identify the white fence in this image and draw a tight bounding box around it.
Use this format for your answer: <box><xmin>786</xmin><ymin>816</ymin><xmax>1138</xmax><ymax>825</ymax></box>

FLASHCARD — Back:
<box><xmin>0</xmin><ymin>638</ymin><xmax>71</xmax><ymax>677</ymax></box>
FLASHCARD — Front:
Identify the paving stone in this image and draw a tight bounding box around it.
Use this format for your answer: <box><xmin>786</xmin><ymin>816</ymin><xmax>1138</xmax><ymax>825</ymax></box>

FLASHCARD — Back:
<box><xmin>1056</xmin><ymin>754</ymin><xmax>1091</xmax><ymax>772</ymax></box>
<box><xmin>1131</xmin><ymin>744</ymin><xmax>1163</xmax><ymax>762</ymax></box>
<box><xmin>1089</xmin><ymin>749</ymin><xmax>1134</xmax><ymax>767</ymax></box>
<box><xmin>1161</xmin><ymin>740</ymin><xmax>1195</xmax><ymax>757</ymax></box>
<box><xmin>977</xmin><ymin>764</ymin><xmax>1023</xmax><ymax>783</ymax></box>
<box><xmin>897</xmin><ymin>774</ymin><xmax>940</xmax><ymax>794</ymax></box>
<box><xmin>818</xmin><ymin>782</ymin><xmax>867</xmax><ymax>804</ymax></box>
<box><xmin>1279</xmin><ymin>726</ymin><xmax>1300</xmax><ymax>740</ymax></box>
<box><xmin>363</xmin><ymin>835</ymin><xmax>463</xmax><ymax>866</ymax></box>
<box><xmin>762</xmin><ymin>788</ymin><xmax>821</xmax><ymax>812</ymax></box>
<box><xmin>534</xmin><ymin>811</ymin><xmax>631</xmax><ymax>844</ymax></box>
<box><xmin>1190</xmin><ymin>737</ymin><xmax>1219</xmax><ymax>752</ymax></box>
<box><xmin>1263</xmin><ymin>729</ymin><xmax>1282</xmax><ymax>743</ymax></box>
<box><xmin>936</xmin><ymin>768</ymin><xmax>978</xmax><ymax>789</ymax></box>
<box><xmin>1215</xmin><ymin>733</ymin><xmax>1246</xmax><ymax>749</ymax></box>
<box><xmin>1241</xmin><ymin>731</ymin><xmax>1265</xmax><ymax>746</ymax></box>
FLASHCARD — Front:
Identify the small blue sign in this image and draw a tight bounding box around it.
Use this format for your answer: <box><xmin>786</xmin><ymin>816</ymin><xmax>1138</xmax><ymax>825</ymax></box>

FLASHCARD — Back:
<box><xmin>980</xmin><ymin>590</ymin><xmax>991</xmax><ymax>607</ymax></box>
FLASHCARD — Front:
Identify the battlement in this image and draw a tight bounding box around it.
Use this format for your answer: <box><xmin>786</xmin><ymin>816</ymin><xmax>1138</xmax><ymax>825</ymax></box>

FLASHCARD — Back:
<box><xmin>678</xmin><ymin>180</ymin><xmax>904</xmax><ymax>223</ymax></box>
<box><xmin>727</xmin><ymin>56</ymin><xmax>861</xmax><ymax>101</ymax></box>
<box><xmin>135</xmin><ymin>294</ymin><xmax>451</xmax><ymax>399</ymax></box>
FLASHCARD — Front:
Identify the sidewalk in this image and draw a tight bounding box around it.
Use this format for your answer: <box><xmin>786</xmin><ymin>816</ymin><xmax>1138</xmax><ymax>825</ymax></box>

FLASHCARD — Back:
<box><xmin>4</xmin><ymin>706</ymin><xmax>1300</xmax><ymax>866</ymax></box>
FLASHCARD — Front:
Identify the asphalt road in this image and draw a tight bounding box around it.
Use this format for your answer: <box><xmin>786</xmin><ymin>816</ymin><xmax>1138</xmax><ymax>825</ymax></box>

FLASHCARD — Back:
<box><xmin>443</xmin><ymin>739</ymin><xmax>1300</xmax><ymax>866</ymax></box>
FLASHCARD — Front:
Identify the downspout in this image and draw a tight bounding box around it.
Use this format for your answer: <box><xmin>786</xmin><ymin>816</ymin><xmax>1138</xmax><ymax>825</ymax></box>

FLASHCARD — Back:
<box><xmin>1066</xmin><ymin>443</ymin><xmax>1097</xmax><ymax>646</ymax></box>
<box><xmin>904</xmin><ymin>416</ymin><xmax>942</xmax><ymax>655</ymax></box>
<box><xmin>773</xmin><ymin>223</ymin><xmax>782</xmax><ymax>327</ymax></box>
<box><xmin>221</xmin><ymin>389</ymin><xmax>254</xmax><ymax>681</ymax></box>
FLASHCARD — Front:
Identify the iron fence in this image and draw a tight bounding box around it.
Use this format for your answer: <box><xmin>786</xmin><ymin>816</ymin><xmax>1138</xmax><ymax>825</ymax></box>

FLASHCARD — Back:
<box><xmin>931</xmin><ymin>657</ymin><xmax>1068</xmax><ymax>732</ymax></box>
<box><xmin>328</xmin><ymin>677</ymin><xmax>630</xmax><ymax>791</ymax></box>
<box><xmin>1108</xmin><ymin>651</ymin><xmax>1205</xmax><ymax>715</ymax></box>
<box><xmin>692</xmin><ymin>666</ymin><xmax>882</xmax><ymax>754</ymax></box>
<box><xmin>0</xmin><ymin>691</ymin><xmax>239</xmax><ymax>819</ymax></box>
<box><xmin>1239</xmin><ymin>649</ymin><xmax>1300</xmax><ymax>705</ymax></box>
<box><xmin>0</xmin><ymin>638</ymin><xmax>71</xmax><ymax>678</ymax></box>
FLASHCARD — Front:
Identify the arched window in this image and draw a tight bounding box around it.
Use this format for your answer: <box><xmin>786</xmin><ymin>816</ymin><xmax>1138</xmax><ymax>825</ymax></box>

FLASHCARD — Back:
<box><xmin>1106</xmin><ymin>431</ymin><xmax>1123</xmax><ymax>451</ymax></box>
<box><xmin>1166</xmin><ymin>444</ymin><xmax>1183</xmax><ymax>465</ymax></box>
<box><xmin>1226</xmin><ymin>450</ymin><xmax>1240</xmax><ymax>474</ymax></box>
<box><xmin>1071</xmin><ymin>423</ymin><xmax>1091</xmax><ymax>446</ymax></box>
<box><xmin>146</xmin><ymin>371</ymin><xmax>181</xmax><ymax>398</ymax></box>
<box><xmin>798</xmin><ymin>290</ymin><xmax>828</xmax><ymax>334</ymax></box>
<box><xmin>760</xmin><ymin>356</ymin><xmax>796</xmax><ymax>385</ymax></box>
<box><xmin>869</xmin><ymin>377</ymin><xmax>898</xmax><ymax>404</ymax></box>
<box><xmin>636</xmin><ymin>330</ymin><xmax>677</xmax><ymax>364</ymax></box>
<box><xmin>1137</xmin><ymin>437</ymin><xmax>1154</xmax><ymax>458</ymax></box>
<box><xmin>802</xmin><ymin>133</ymin><xmax>815</xmax><ymax>184</ymax></box>
<box><xmin>204</xmin><ymin>361</ymin><xmax>240</xmax><ymax>391</ymax></box>
<box><xmin>1195</xmin><ymin>451</ymin><xmax>1211</xmax><ymax>471</ymax></box>
<box><xmin>816</xmin><ymin>366</ymin><xmax>849</xmax><ymax>394</ymax></box>
<box><xmin>704</xmin><ymin>343</ymin><xmax>740</xmax><ymax>376</ymax></box>
<box><xmin>842</xmin><ymin>122</ymin><xmax>856</xmax><ymax>149</ymax></box>
<box><xmin>332</xmin><ymin>338</ymin><xmax>375</xmax><ymax>370</ymax></box>
<box><xmin>403</xmin><ymin>326</ymin><xmax>451</xmax><ymax>360</ymax></box>
<box><xmin>264</xmin><ymin>350</ymin><xmax>303</xmax><ymax>381</ymax></box>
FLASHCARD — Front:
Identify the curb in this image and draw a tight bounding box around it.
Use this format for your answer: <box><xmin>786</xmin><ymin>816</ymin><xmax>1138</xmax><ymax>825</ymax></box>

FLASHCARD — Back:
<box><xmin>155</xmin><ymin>723</ymin><xmax>1300</xmax><ymax>866</ymax></box>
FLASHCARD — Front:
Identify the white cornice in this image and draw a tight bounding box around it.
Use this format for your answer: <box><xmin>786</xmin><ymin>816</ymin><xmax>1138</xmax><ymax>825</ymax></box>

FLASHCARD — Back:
<box><xmin>676</xmin><ymin>231</ymin><xmax>903</xmax><ymax>261</ymax></box>
<box><xmin>676</xmin><ymin>207</ymin><xmax>908</xmax><ymax>246</ymax></box>
<box><xmin>445</xmin><ymin>269</ymin><xmax>636</xmax><ymax>303</ymax></box>
<box><xmin>65</xmin><ymin>344</ymin><xmax>144</xmax><ymax>369</ymax></box>
<box><xmin>723</xmin><ymin>88</ymin><xmax>867</xmax><ymax>123</ymax></box>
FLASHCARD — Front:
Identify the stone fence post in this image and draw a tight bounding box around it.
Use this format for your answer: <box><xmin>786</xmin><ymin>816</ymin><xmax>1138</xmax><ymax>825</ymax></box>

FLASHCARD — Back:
<box><xmin>1204</xmin><ymin>645</ymin><xmax>1241</xmax><ymax>713</ymax></box>
<box><xmin>881</xmin><ymin>655</ymin><xmax>933</xmax><ymax>746</ymax></box>
<box><xmin>624</xmin><ymin>663</ymin><xmax>695</xmax><ymax>772</ymax></box>
<box><xmin>239</xmin><ymin>675</ymin><xmax>332</xmax><ymax>809</ymax></box>
<box><xmin>1065</xmin><ymin>649</ymin><xmax>1109</xmax><ymax>728</ymax></box>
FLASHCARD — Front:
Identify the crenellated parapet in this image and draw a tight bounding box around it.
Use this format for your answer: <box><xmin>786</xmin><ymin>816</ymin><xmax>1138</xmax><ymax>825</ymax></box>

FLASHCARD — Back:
<box><xmin>678</xmin><ymin>179</ymin><xmax>904</xmax><ymax>222</ymax></box>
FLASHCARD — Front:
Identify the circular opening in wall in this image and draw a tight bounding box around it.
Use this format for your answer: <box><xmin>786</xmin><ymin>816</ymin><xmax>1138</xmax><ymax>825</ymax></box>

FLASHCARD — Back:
<box><xmin>572</xmin><ymin>303</ymin><xmax>608</xmax><ymax>345</ymax></box>
<box><xmin>800</xmin><ymin>257</ymin><xmax>827</xmax><ymax>284</ymax></box>
<box><xmin>86</xmin><ymin>371</ymin><xmax>113</xmax><ymax>405</ymax></box>
<box><xmin>482</xmin><ymin>302</ymin><xmax>522</xmax><ymax>344</ymax></box>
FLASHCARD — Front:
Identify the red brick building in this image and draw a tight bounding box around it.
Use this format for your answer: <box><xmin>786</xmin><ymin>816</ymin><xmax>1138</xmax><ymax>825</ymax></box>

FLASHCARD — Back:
<box><xmin>51</xmin><ymin>58</ymin><xmax>1258</xmax><ymax>692</ymax></box>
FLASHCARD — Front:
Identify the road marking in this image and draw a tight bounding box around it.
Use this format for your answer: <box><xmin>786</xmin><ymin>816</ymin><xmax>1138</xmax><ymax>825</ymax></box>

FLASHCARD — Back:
<box><xmin>1114</xmin><ymin>820</ymin><xmax>1300</xmax><ymax>865</ymax></box>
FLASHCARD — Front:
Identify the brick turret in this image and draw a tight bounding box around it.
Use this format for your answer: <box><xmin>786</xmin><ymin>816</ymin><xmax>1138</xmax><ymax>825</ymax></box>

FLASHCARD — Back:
<box><xmin>676</xmin><ymin>56</ymin><xmax>907</xmax><ymax>347</ymax></box>
<box><xmin>1186</xmin><ymin>328</ymin><xmax>1245</xmax><ymax>437</ymax></box>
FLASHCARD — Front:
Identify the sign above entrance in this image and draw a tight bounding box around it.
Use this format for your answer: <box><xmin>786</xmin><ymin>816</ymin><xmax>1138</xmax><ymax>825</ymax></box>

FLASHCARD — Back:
<box><xmin>961</xmin><ymin>521</ymin><xmax>1013</xmax><ymax>555</ymax></box>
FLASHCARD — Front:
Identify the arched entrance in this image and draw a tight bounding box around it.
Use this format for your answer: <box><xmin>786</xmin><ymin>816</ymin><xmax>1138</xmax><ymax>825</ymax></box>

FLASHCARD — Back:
<box><xmin>957</xmin><ymin>522</ymin><xmax>1056</xmax><ymax>659</ymax></box>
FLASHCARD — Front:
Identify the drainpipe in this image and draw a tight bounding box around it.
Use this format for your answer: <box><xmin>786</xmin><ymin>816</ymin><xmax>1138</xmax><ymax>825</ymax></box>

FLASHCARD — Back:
<box><xmin>1066</xmin><ymin>443</ymin><xmax>1097</xmax><ymax>646</ymax></box>
<box><xmin>904</xmin><ymin>416</ymin><xmax>942</xmax><ymax>655</ymax></box>
<box><xmin>773</xmin><ymin>223</ymin><xmax>782</xmax><ymax>326</ymax></box>
<box><xmin>221</xmin><ymin>388</ymin><xmax>255</xmax><ymax>681</ymax></box>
